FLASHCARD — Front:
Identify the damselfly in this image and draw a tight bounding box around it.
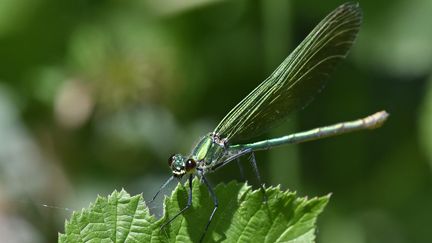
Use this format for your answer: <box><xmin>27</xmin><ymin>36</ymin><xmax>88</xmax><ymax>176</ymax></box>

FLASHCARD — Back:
<box><xmin>151</xmin><ymin>2</ymin><xmax>388</xmax><ymax>242</ymax></box>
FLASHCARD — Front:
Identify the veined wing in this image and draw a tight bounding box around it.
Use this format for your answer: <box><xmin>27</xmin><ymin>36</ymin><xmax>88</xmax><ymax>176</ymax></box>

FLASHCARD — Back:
<box><xmin>213</xmin><ymin>2</ymin><xmax>362</xmax><ymax>143</ymax></box>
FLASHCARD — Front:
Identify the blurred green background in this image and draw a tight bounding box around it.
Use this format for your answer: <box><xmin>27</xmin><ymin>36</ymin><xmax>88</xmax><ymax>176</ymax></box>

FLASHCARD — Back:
<box><xmin>0</xmin><ymin>0</ymin><xmax>431</xmax><ymax>242</ymax></box>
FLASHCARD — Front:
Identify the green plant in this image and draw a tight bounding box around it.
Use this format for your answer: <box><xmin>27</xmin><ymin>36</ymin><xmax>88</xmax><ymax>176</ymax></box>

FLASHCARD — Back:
<box><xmin>59</xmin><ymin>178</ymin><xmax>329</xmax><ymax>242</ymax></box>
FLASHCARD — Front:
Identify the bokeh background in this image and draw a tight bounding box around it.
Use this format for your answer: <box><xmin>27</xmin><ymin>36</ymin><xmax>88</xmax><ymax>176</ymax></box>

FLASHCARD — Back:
<box><xmin>0</xmin><ymin>0</ymin><xmax>431</xmax><ymax>242</ymax></box>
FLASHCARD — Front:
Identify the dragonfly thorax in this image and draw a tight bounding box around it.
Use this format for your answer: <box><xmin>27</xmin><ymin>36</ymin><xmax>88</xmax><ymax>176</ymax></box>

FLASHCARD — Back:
<box><xmin>168</xmin><ymin>154</ymin><xmax>196</xmax><ymax>178</ymax></box>
<box><xmin>168</xmin><ymin>134</ymin><xmax>229</xmax><ymax>178</ymax></box>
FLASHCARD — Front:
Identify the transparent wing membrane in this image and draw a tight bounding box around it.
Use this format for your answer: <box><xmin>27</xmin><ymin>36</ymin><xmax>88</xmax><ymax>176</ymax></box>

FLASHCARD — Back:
<box><xmin>214</xmin><ymin>3</ymin><xmax>362</xmax><ymax>143</ymax></box>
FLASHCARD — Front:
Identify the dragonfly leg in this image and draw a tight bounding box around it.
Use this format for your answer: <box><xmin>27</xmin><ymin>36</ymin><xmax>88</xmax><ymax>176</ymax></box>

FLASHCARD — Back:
<box><xmin>210</xmin><ymin>148</ymin><xmax>252</xmax><ymax>173</ymax></box>
<box><xmin>249</xmin><ymin>152</ymin><xmax>267</xmax><ymax>202</ymax></box>
<box><xmin>149</xmin><ymin>176</ymin><xmax>174</xmax><ymax>204</ymax></box>
<box><xmin>160</xmin><ymin>175</ymin><xmax>193</xmax><ymax>230</ymax></box>
<box><xmin>199</xmin><ymin>176</ymin><xmax>218</xmax><ymax>243</ymax></box>
<box><xmin>236</xmin><ymin>158</ymin><xmax>245</xmax><ymax>180</ymax></box>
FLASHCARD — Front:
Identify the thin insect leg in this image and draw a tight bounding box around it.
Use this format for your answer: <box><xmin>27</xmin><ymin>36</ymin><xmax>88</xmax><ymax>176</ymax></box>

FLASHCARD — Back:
<box><xmin>199</xmin><ymin>176</ymin><xmax>218</xmax><ymax>243</ymax></box>
<box><xmin>160</xmin><ymin>175</ymin><xmax>193</xmax><ymax>230</ymax></box>
<box><xmin>149</xmin><ymin>176</ymin><xmax>174</xmax><ymax>204</ymax></box>
<box><xmin>236</xmin><ymin>158</ymin><xmax>245</xmax><ymax>180</ymax></box>
<box><xmin>210</xmin><ymin>148</ymin><xmax>252</xmax><ymax>172</ymax></box>
<box><xmin>249</xmin><ymin>152</ymin><xmax>267</xmax><ymax>202</ymax></box>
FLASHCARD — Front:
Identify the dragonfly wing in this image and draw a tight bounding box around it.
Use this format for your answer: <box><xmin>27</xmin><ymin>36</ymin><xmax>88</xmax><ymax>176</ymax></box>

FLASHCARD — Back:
<box><xmin>214</xmin><ymin>2</ymin><xmax>362</xmax><ymax>142</ymax></box>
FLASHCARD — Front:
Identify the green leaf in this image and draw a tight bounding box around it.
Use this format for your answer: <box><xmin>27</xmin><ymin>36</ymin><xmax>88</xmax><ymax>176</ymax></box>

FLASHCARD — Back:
<box><xmin>59</xmin><ymin>179</ymin><xmax>330</xmax><ymax>242</ymax></box>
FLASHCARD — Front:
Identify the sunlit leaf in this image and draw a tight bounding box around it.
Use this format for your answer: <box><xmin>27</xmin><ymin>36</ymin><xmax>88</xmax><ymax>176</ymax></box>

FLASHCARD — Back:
<box><xmin>59</xmin><ymin>179</ymin><xmax>329</xmax><ymax>242</ymax></box>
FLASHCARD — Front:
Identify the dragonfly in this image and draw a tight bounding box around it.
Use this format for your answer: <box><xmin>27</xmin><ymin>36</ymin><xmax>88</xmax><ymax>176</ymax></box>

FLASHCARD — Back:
<box><xmin>151</xmin><ymin>2</ymin><xmax>388</xmax><ymax>242</ymax></box>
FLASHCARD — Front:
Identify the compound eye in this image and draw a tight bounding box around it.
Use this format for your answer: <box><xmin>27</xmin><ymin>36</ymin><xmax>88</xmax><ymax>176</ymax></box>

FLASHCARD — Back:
<box><xmin>168</xmin><ymin>154</ymin><xmax>176</xmax><ymax>167</ymax></box>
<box><xmin>185</xmin><ymin>159</ymin><xmax>196</xmax><ymax>172</ymax></box>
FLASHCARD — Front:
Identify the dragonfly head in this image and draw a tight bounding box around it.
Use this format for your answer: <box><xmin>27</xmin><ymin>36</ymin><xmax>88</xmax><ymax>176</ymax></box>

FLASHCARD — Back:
<box><xmin>168</xmin><ymin>154</ymin><xmax>197</xmax><ymax>178</ymax></box>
